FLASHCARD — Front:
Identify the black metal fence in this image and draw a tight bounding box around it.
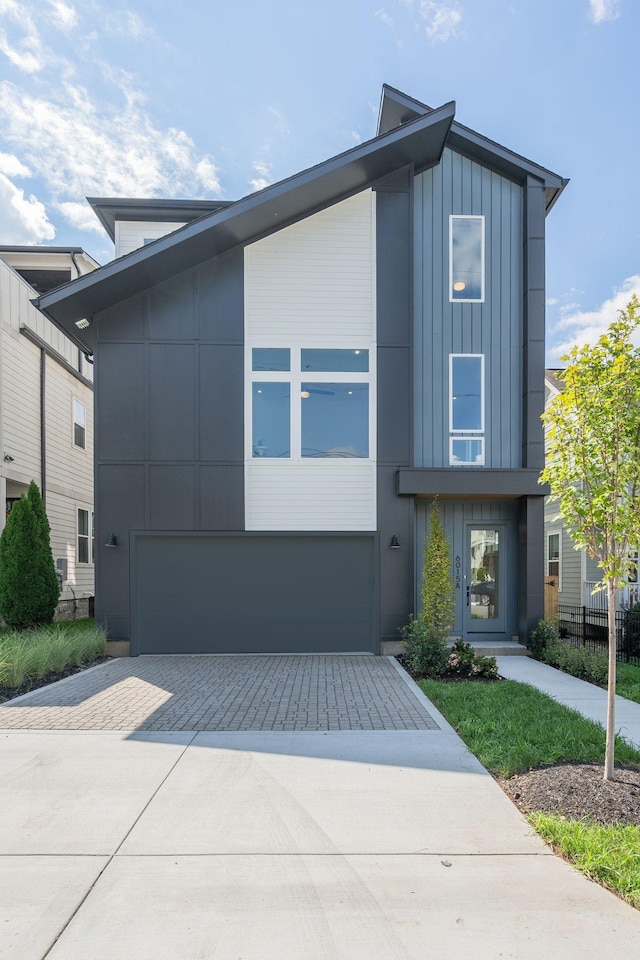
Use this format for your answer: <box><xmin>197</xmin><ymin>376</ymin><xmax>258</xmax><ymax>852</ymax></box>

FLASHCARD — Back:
<box><xmin>557</xmin><ymin>603</ymin><xmax>640</xmax><ymax>666</ymax></box>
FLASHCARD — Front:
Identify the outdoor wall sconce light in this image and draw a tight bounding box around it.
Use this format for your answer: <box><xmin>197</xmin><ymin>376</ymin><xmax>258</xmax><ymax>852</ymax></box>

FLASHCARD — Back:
<box><xmin>390</xmin><ymin>534</ymin><xmax>401</xmax><ymax>549</ymax></box>
<box><xmin>3</xmin><ymin>454</ymin><xmax>14</xmax><ymax>462</ymax></box>
<box><xmin>105</xmin><ymin>533</ymin><xmax>119</xmax><ymax>548</ymax></box>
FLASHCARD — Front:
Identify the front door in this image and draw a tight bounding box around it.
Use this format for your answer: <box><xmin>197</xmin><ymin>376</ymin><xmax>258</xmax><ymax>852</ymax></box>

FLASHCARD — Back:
<box><xmin>464</xmin><ymin>525</ymin><xmax>506</xmax><ymax>636</ymax></box>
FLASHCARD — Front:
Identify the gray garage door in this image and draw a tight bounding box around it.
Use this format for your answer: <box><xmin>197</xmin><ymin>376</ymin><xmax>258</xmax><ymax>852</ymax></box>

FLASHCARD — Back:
<box><xmin>131</xmin><ymin>533</ymin><xmax>377</xmax><ymax>655</ymax></box>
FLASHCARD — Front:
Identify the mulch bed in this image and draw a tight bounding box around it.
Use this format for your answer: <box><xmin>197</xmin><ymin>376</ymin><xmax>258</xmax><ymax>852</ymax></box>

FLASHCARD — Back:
<box><xmin>0</xmin><ymin>657</ymin><xmax>111</xmax><ymax>705</ymax></box>
<box><xmin>397</xmin><ymin>655</ymin><xmax>640</xmax><ymax>826</ymax></box>
<box><xmin>500</xmin><ymin>763</ymin><xmax>640</xmax><ymax>827</ymax></box>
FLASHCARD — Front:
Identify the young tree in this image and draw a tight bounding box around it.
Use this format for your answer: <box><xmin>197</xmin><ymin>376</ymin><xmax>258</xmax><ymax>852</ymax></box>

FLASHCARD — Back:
<box><xmin>541</xmin><ymin>294</ymin><xmax>640</xmax><ymax>780</ymax></box>
<box><xmin>421</xmin><ymin>496</ymin><xmax>456</xmax><ymax>639</ymax></box>
<box><xmin>0</xmin><ymin>484</ymin><xmax>59</xmax><ymax>629</ymax></box>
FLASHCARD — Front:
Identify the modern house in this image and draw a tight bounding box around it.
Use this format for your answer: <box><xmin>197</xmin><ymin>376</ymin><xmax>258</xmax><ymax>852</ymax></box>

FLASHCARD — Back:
<box><xmin>544</xmin><ymin>368</ymin><xmax>640</xmax><ymax>616</ymax></box>
<box><xmin>0</xmin><ymin>246</ymin><xmax>98</xmax><ymax>618</ymax></box>
<box><xmin>34</xmin><ymin>85</ymin><xmax>567</xmax><ymax>655</ymax></box>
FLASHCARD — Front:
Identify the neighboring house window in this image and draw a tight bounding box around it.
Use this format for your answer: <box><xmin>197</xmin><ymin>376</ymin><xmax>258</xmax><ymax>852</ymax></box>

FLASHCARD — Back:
<box><xmin>628</xmin><ymin>551</ymin><xmax>638</xmax><ymax>584</ymax></box>
<box><xmin>73</xmin><ymin>399</ymin><xmax>86</xmax><ymax>449</ymax></box>
<box><xmin>547</xmin><ymin>530</ymin><xmax>561</xmax><ymax>590</ymax></box>
<box><xmin>77</xmin><ymin>508</ymin><xmax>91</xmax><ymax>563</ymax></box>
<box><xmin>250</xmin><ymin>347</ymin><xmax>371</xmax><ymax>459</ymax></box>
<box><xmin>450</xmin><ymin>215</ymin><xmax>485</xmax><ymax>302</ymax></box>
<box><xmin>449</xmin><ymin>354</ymin><xmax>485</xmax><ymax>465</ymax></box>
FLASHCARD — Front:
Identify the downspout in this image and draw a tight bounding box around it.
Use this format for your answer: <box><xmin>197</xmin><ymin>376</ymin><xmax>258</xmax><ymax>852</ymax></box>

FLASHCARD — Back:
<box><xmin>40</xmin><ymin>346</ymin><xmax>46</xmax><ymax>507</ymax></box>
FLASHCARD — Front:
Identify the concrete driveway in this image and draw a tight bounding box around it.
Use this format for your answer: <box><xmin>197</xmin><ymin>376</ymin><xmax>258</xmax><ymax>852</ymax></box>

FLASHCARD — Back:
<box><xmin>2</xmin><ymin>655</ymin><xmax>639</xmax><ymax>959</ymax></box>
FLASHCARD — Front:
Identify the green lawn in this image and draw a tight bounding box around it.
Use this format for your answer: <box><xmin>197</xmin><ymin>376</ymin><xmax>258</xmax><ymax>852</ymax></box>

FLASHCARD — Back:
<box><xmin>0</xmin><ymin>619</ymin><xmax>106</xmax><ymax>689</ymax></box>
<box><xmin>616</xmin><ymin>661</ymin><xmax>640</xmax><ymax>704</ymax></box>
<box><xmin>418</xmin><ymin>676</ymin><xmax>640</xmax><ymax>908</ymax></box>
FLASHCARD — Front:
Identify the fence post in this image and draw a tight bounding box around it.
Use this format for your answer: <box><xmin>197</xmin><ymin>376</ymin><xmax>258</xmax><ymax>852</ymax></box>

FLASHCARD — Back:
<box><xmin>582</xmin><ymin>606</ymin><xmax>586</xmax><ymax>646</ymax></box>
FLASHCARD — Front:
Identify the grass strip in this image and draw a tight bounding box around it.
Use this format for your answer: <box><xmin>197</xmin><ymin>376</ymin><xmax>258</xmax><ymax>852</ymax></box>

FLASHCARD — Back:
<box><xmin>418</xmin><ymin>677</ymin><xmax>640</xmax><ymax>777</ymax></box>
<box><xmin>0</xmin><ymin>620</ymin><xmax>106</xmax><ymax>688</ymax></box>
<box><xmin>529</xmin><ymin>813</ymin><xmax>640</xmax><ymax>908</ymax></box>
<box><xmin>616</xmin><ymin>662</ymin><xmax>640</xmax><ymax>705</ymax></box>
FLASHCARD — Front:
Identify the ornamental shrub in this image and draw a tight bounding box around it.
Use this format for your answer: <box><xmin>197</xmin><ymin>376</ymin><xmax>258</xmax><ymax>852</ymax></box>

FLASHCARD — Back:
<box><xmin>399</xmin><ymin>615</ymin><xmax>449</xmax><ymax>677</ymax></box>
<box><xmin>529</xmin><ymin>617</ymin><xmax>559</xmax><ymax>660</ymax></box>
<box><xmin>420</xmin><ymin>497</ymin><xmax>456</xmax><ymax>641</ymax></box>
<box><xmin>447</xmin><ymin>639</ymin><xmax>498</xmax><ymax>679</ymax></box>
<box><xmin>0</xmin><ymin>484</ymin><xmax>59</xmax><ymax>628</ymax></box>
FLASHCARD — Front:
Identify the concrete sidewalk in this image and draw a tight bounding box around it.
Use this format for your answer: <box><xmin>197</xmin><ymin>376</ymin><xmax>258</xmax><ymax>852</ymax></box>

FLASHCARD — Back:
<box><xmin>497</xmin><ymin>656</ymin><xmax>640</xmax><ymax>749</ymax></box>
<box><xmin>2</xmin><ymin>656</ymin><xmax>640</xmax><ymax>958</ymax></box>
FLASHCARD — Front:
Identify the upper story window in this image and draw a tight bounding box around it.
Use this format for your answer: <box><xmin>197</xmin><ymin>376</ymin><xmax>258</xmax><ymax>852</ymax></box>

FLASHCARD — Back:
<box><xmin>250</xmin><ymin>347</ymin><xmax>371</xmax><ymax>460</ymax></box>
<box><xmin>450</xmin><ymin>215</ymin><xmax>485</xmax><ymax>303</ymax></box>
<box><xmin>449</xmin><ymin>354</ymin><xmax>485</xmax><ymax>465</ymax></box>
<box><xmin>73</xmin><ymin>399</ymin><xmax>86</xmax><ymax>449</ymax></box>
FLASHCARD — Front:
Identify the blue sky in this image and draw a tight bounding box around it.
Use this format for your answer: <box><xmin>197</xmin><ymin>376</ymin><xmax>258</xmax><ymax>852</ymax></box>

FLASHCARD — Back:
<box><xmin>0</xmin><ymin>0</ymin><xmax>637</xmax><ymax>359</ymax></box>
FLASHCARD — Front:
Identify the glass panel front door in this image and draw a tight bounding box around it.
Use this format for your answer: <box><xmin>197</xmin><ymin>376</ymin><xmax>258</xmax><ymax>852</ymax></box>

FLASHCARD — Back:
<box><xmin>465</xmin><ymin>525</ymin><xmax>506</xmax><ymax>634</ymax></box>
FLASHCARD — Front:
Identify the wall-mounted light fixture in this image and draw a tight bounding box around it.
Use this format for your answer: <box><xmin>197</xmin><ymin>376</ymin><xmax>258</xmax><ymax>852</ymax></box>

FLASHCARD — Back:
<box><xmin>105</xmin><ymin>533</ymin><xmax>119</xmax><ymax>548</ymax></box>
<box><xmin>3</xmin><ymin>454</ymin><xmax>14</xmax><ymax>462</ymax></box>
<box><xmin>390</xmin><ymin>534</ymin><xmax>400</xmax><ymax>549</ymax></box>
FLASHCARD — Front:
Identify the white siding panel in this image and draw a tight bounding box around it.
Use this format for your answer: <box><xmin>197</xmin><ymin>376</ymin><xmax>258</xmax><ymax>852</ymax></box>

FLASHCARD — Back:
<box><xmin>1</xmin><ymin>332</ymin><xmax>41</xmax><ymax>481</ymax></box>
<box><xmin>244</xmin><ymin>190</ymin><xmax>377</xmax><ymax>531</ymax></box>
<box><xmin>245</xmin><ymin>191</ymin><xmax>375</xmax><ymax>342</ymax></box>
<box><xmin>115</xmin><ymin>221</ymin><xmax>187</xmax><ymax>258</ymax></box>
<box><xmin>47</xmin><ymin>492</ymin><xmax>94</xmax><ymax>599</ymax></box>
<box><xmin>246</xmin><ymin>462</ymin><xmax>376</xmax><ymax>531</ymax></box>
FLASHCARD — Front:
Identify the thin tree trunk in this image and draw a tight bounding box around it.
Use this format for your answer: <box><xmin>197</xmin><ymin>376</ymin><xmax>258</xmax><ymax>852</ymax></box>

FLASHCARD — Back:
<box><xmin>604</xmin><ymin>578</ymin><xmax>617</xmax><ymax>781</ymax></box>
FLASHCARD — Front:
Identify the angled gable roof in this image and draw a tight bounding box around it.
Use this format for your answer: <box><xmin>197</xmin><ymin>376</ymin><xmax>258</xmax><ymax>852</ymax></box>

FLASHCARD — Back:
<box><xmin>87</xmin><ymin>198</ymin><xmax>232</xmax><ymax>242</ymax></box>
<box><xmin>378</xmin><ymin>85</ymin><xmax>568</xmax><ymax>213</ymax></box>
<box><xmin>35</xmin><ymin>98</ymin><xmax>456</xmax><ymax>353</ymax></box>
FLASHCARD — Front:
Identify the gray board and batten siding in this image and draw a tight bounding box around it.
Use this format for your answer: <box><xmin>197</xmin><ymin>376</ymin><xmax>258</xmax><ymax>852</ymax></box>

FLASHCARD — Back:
<box><xmin>413</xmin><ymin>147</ymin><xmax>523</xmax><ymax>469</ymax></box>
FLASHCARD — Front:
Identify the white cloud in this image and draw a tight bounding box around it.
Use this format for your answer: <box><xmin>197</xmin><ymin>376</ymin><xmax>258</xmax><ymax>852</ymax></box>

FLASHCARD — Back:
<box><xmin>589</xmin><ymin>0</ymin><xmax>621</xmax><ymax>23</ymax></box>
<box><xmin>398</xmin><ymin>0</ymin><xmax>463</xmax><ymax>42</ymax></box>
<box><xmin>0</xmin><ymin>78</ymin><xmax>223</xmax><ymax>233</ymax></box>
<box><xmin>0</xmin><ymin>151</ymin><xmax>30</xmax><ymax>177</ymax></box>
<box><xmin>49</xmin><ymin>1</ymin><xmax>77</xmax><ymax>30</ymax></box>
<box><xmin>268</xmin><ymin>106</ymin><xmax>290</xmax><ymax>137</ymax></box>
<box><xmin>0</xmin><ymin>0</ymin><xmax>45</xmax><ymax>72</ymax></box>
<box><xmin>104</xmin><ymin>9</ymin><xmax>153</xmax><ymax>41</ymax></box>
<box><xmin>249</xmin><ymin>160</ymin><xmax>273</xmax><ymax>192</ymax></box>
<box><xmin>0</xmin><ymin>172</ymin><xmax>55</xmax><ymax>242</ymax></box>
<box><xmin>550</xmin><ymin>275</ymin><xmax>640</xmax><ymax>358</ymax></box>
<box><xmin>376</xmin><ymin>8</ymin><xmax>394</xmax><ymax>27</ymax></box>
<box><xmin>55</xmin><ymin>200</ymin><xmax>103</xmax><ymax>233</ymax></box>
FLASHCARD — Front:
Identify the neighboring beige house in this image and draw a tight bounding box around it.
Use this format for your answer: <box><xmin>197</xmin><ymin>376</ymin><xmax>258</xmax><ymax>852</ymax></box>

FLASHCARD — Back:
<box><xmin>544</xmin><ymin>368</ymin><xmax>640</xmax><ymax>615</ymax></box>
<box><xmin>0</xmin><ymin>246</ymin><xmax>99</xmax><ymax>618</ymax></box>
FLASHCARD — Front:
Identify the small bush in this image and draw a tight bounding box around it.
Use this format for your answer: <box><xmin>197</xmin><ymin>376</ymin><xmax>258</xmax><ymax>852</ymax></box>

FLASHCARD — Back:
<box><xmin>399</xmin><ymin>616</ymin><xmax>450</xmax><ymax>677</ymax></box>
<box><xmin>543</xmin><ymin>639</ymin><xmax>608</xmax><ymax>686</ymax></box>
<box><xmin>447</xmin><ymin>639</ymin><xmax>498</xmax><ymax>679</ymax></box>
<box><xmin>529</xmin><ymin>617</ymin><xmax>559</xmax><ymax>659</ymax></box>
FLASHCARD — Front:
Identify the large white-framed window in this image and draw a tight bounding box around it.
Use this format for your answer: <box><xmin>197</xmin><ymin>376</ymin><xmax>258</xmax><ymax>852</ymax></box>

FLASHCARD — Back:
<box><xmin>73</xmin><ymin>398</ymin><xmax>86</xmax><ymax>450</ymax></box>
<box><xmin>247</xmin><ymin>345</ymin><xmax>374</xmax><ymax>461</ymax></box>
<box><xmin>547</xmin><ymin>529</ymin><xmax>561</xmax><ymax>590</ymax></box>
<box><xmin>449</xmin><ymin>353</ymin><xmax>485</xmax><ymax>465</ymax></box>
<box><xmin>77</xmin><ymin>508</ymin><xmax>94</xmax><ymax>565</ymax></box>
<box><xmin>449</xmin><ymin>215</ymin><xmax>485</xmax><ymax>303</ymax></box>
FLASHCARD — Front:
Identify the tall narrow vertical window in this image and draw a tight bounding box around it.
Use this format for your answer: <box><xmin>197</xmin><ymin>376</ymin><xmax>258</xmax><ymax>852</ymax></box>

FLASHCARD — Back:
<box><xmin>449</xmin><ymin>354</ymin><xmax>485</xmax><ymax>465</ymax></box>
<box><xmin>77</xmin><ymin>508</ymin><xmax>90</xmax><ymax>563</ymax></box>
<box><xmin>450</xmin><ymin>215</ymin><xmax>485</xmax><ymax>302</ymax></box>
<box><xmin>547</xmin><ymin>531</ymin><xmax>561</xmax><ymax>589</ymax></box>
<box><xmin>73</xmin><ymin>399</ymin><xmax>86</xmax><ymax>449</ymax></box>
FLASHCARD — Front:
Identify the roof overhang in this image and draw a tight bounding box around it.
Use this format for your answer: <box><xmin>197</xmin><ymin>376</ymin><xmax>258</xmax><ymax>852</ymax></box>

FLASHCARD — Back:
<box><xmin>35</xmin><ymin>100</ymin><xmax>455</xmax><ymax>353</ymax></box>
<box><xmin>397</xmin><ymin>468</ymin><xmax>548</xmax><ymax>498</ymax></box>
<box><xmin>378</xmin><ymin>85</ymin><xmax>569</xmax><ymax>213</ymax></box>
<box><xmin>87</xmin><ymin>198</ymin><xmax>232</xmax><ymax>242</ymax></box>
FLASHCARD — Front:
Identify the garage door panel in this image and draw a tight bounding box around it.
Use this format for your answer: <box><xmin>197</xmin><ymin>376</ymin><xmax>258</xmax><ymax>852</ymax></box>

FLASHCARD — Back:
<box><xmin>132</xmin><ymin>535</ymin><xmax>376</xmax><ymax>654</ymax></box>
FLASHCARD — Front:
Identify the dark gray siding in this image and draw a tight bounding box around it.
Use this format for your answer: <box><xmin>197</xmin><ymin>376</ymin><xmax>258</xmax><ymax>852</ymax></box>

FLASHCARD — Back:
<box><xmin>375</xmin><ymin>170</ymin><xmax>414</xmax><ymax>643</ymax></box>
<box><xmin>94</xmin><ymin>248</ymin><xmax>244</xmax><ymax>641</ymax></box>
<box><xmin>414</xmin><ymin>148</ymin><xmax>523</xmax><ymax>468</ymax></box>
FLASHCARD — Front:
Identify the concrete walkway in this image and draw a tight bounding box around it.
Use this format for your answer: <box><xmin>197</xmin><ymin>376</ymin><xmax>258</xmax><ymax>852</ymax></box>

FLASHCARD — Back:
<box><xmin>497</xmin><ymin>656</ymin><xmax>640</xmax><ymax>749</ymax></box>
<box><xmin>2</xmin><ymin>655</ymin><xmax>640</xmax><ymax>959</ymax></box>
